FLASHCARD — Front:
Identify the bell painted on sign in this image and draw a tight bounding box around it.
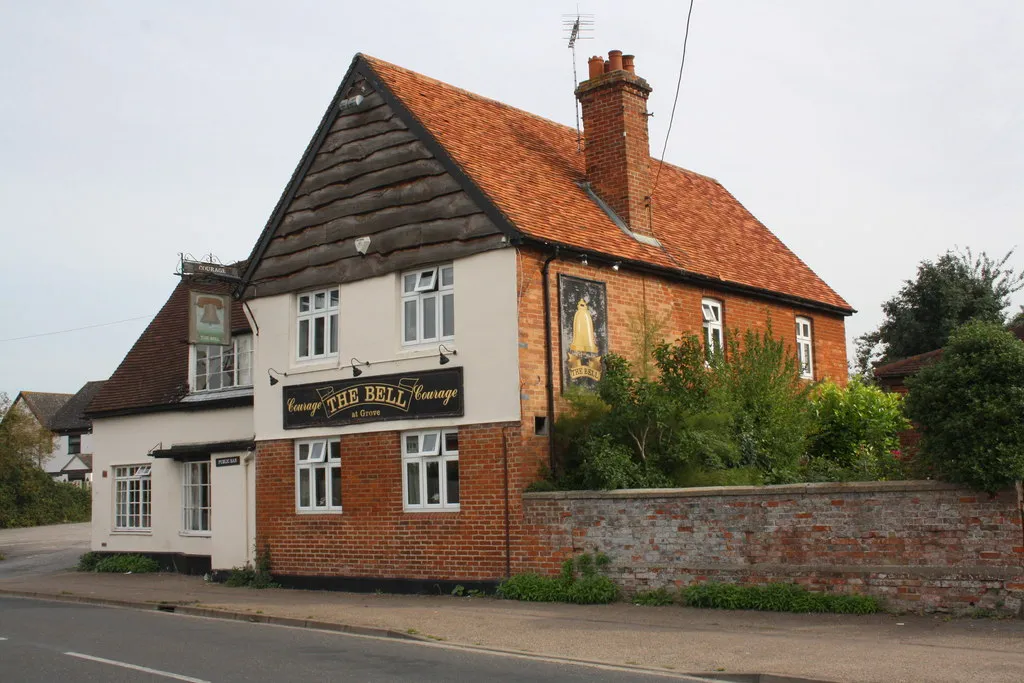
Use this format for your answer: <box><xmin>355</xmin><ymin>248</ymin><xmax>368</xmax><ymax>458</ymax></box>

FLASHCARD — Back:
<box><xmin>569</xmin><ymin>299</ymin><xmax>598</xmax><ymax>354</ymax></box>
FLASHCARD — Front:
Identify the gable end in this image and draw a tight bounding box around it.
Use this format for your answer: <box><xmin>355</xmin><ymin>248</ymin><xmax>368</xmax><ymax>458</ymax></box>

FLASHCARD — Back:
<box><xmin>241</xmin><ymin>56</ymin><xmax>522</xmax><ymax>300</ymax></box>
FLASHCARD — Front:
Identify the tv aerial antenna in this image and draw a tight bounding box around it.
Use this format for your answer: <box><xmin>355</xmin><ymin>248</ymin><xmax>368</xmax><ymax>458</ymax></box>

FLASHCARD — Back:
<box><xmin>562</xmin><ymin>9</ymin><xmax>594</xmax><ymax>151</ymax></box>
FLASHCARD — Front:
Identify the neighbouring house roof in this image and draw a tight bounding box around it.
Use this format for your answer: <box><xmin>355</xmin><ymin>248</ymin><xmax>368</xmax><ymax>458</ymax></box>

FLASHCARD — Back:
<box><xmin>13</xmin><ymin>391</ymin><xmax>74</xmax><ymax>430</ymax></box>
<box><xmin>241</xmin><ymin>54</ymin><xmax>852</xmax><ymax>315</ymax></box>
<box><xmin>49</xmin><ymin>381</ymin><xmax>106</xmax><ymax>433</ymax></box>
<box><xmin>874</xmin><ymin>324</ymin><xmax>1024</xmax><ymax>381</ymax></box>
<box><xmin>61</xmin><ymin>454</ymin><xmax>92</xmax><ymax>472</ymax></box>
<box><xmin>87</xmin><ymin>278</ymin><xmax>251</xmax><ymax>418</ymax></box>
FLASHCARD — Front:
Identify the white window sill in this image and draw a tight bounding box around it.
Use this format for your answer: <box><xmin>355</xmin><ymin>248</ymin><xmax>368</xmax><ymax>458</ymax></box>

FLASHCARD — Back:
<box><xmin>288</xmin><ymin>357</ymin><xmax>341</xmax><ymax>373</ymax></box>
<box><xmin>403</xmin><ymin>507</ymin><xmax>460</xmax><ymax>513</ymax></box>
<box><xmin>295</xmin><ymin>508</ymin><xmax>343</xmax><ymax>515</ymax></box>
<box><xmin>111</xmin><ymin>529</ymin><xmax>152</xmax><ymax>535</ymax></box>
<box><xmin>179</xmin><ymin>531</ymin><xmax>212</xmax><ymax>538</ymax></box>
<box><xmin>181</xmin><ymin>387</ymin><xmax>253</xmax><ymax>403</ymax></box>
<box><xmin>397</xmin><ymin>342</ymin><xmax>456</xmax><ymax>356</ymax></box>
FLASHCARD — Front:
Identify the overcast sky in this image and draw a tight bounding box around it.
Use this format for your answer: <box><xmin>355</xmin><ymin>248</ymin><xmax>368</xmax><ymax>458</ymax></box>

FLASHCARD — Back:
<box><xmin>1</xmin><ymin>0</ymin><xmax>1021</xmax><ymax>398</ymax></box>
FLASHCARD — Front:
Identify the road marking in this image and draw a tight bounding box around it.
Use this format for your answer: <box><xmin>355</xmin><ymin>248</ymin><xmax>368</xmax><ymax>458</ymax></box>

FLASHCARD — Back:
<box><xmin>63</xmin><ymin>652</ymin><xmax>209</xmax><ymax>683</ymax></box>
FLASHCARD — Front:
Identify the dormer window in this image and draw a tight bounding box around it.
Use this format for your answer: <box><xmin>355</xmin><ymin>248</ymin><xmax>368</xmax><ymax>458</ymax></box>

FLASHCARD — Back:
<box><xmin>192</xmin><ymin>335</ymin><xmax>252</xmax><ymax>392</ymax></box>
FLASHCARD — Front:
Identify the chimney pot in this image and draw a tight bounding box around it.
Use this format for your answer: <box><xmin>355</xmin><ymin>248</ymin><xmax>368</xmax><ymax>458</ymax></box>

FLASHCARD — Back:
<box><xmin>603</xmin><ymin>59</ymin><xmax>611</xmax><ymax>73</ymax></box>
<box><xmin>622</xmin><ymin>54</ymin><xmax>635</xmax><ymax>73</ymax></box>
<box><xmin>608</xmin><ymin>50</ymin><xmax>624</xmax><ymax>72</ymax></box>
<box><xmin>587</xmin><ymin>56</ymin><xmax>604</xmax><ymax>80</ymax></box>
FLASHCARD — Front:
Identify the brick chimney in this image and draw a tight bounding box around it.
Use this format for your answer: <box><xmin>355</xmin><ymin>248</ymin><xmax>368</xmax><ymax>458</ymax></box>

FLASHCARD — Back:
<box><xmin>576</xmin><ymin>50</ymin><xmax>654</xmax><ymax>237</ymax></box>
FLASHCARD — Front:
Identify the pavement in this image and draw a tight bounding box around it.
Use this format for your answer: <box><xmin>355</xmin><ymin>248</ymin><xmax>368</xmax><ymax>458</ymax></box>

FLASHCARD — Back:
<box><xmin>1</xmin><ymin>524</ymin><xmax>1023</xmax><ymax>682</ymax></box>
<box><xmin>0</xmin><ymin>522</ymin><xmax>89</xmax><ymax>578</ymax></box>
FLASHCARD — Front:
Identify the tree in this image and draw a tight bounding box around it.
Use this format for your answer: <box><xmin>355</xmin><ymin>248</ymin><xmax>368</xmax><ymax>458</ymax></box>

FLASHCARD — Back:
<box><xmin>905</xmin><ymin>321</ymin><xmax>1024</xmax><ymax>493</ymax></box>
<box><xmin>0</xmin><ymin>393</ymin><xmax>55</xmax><ymax>471</ymax></box>
<box><xmin>0</xmin><ymin>393</ymin><xmax>90</xmax><ymax>528</ymax></box>
<box><xmin>856</xmin><ymin>248</ymin><xmax>1024</xmax><ymax>373</ymax></box>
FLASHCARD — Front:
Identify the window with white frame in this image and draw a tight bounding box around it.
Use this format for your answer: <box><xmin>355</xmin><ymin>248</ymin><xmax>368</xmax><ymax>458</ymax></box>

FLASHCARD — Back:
<box><xmin>192</xmin><ymin>335</ymin><xmax>253</xmax><ymax>392</ymax></box>
<box><xmin>114</xmin><ymin>464</ymin><xmax>151</xmax><ymax>530</ymax></box>
<box><xmin>181</xmin><ymin>461</ymin><xmax>211</xmax><ymax>533</ymax></box>
<box><xmin>402</xmin><ymin>429</ymin><xmax>459</xmax><ymax>511</ymax></box>
<box><xmin>68</xmin><ymin>434</ymin><xmax>81</xmax><ymax>455</ymax></box>
<box><xmin>401</xmin><ymin>265</ymin><xmax>454</xmax><ymax>345</ymax></box>
<box><xmin>701</xmin><ymin>298</ymin><xmax>724</xmax><ymax>358</ymax></box>
<box><xmin>295</xmin><ymin>438</ymin><xmax>341</xmax><ymax>512</ymax></box>
<box><xmin>296</xmin><ymin>289</ymin><xmax>339</xmax><ymax>360</ymax></box>
<box><xmin>796</xmin><ymin>317</ymin><xmax>814</xmax><ymax>379</ymax></box>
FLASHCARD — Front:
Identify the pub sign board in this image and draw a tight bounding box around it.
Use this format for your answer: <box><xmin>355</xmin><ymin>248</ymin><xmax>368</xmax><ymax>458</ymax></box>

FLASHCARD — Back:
<box><xmin>283</xmin><ymin>367</ymin><xmax>464</xmax><ymax>429</ymax></box>
<box><xmin>188</xmin><ymin>291</ymin><xmax>231</xmax><ymax>346</ymax></box>
<box><xmin>558</xmin><ymin>274</ymin><xmax>608</xmax><ymax>391</ymax></box>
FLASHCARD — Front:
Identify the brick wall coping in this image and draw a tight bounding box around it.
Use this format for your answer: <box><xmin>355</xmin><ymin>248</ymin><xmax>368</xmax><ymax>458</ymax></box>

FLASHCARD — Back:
<box><xmin>523</xmin><ymin>480</ymin><xmax>971</xmax><ymax>501</ymax></box>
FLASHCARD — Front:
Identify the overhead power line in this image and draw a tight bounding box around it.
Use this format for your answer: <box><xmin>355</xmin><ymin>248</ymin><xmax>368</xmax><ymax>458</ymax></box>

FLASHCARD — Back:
<box><xmin>0</xmin><ymin>315</ymin><xmax>152</xmax><ymax>343</ymax></box>
<box><xmin>651</xmin><ymin>0</ymin><xmax>696</xmax><ymax>199</ymax></box>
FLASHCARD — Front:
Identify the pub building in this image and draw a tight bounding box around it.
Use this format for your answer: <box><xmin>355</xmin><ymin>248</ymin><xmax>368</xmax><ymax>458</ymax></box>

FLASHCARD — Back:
<box><xmin>87</xmin><ymin>51</ymin><xmax>852</xmax><ymax>588</ymax></box>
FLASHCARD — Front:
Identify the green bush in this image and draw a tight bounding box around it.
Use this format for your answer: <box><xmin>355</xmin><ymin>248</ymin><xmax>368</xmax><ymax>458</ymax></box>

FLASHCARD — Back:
<box><xmin>497</xmin><ymin>553</ymin><xmax>618</xmax><ymax>604</ymax></box>
<box><xmin>224</xmin><ymin>545</ymin><xmax>277</xmax><ymax>588</ymax></box>
<box><xmin>681</xmin><ymin>582</ymin><xmax>881</xmax><ymax>614</ymax></box>
<box><xmin>632</xmin><ymin>587</ymin><xmax>675</xmax><ymax>606</ymax></box>
<box><xmin>804</xmin><ymin>378</ymin><xmax>910</xmax><ymax>482</ymax></box>
<box><xmin>77</xmin><ymin>551</ymin><xmax>102</xmax><ymax>572</ymax></box>
<box><xmin>906</xmin><ymin>321</ymin><xmax>1024</xmax><ymax>493</ymax></box>
<box><xmin>92</xmin><ymin>554</ymin><xmax>159</xmax><ymax>574</ymax></box>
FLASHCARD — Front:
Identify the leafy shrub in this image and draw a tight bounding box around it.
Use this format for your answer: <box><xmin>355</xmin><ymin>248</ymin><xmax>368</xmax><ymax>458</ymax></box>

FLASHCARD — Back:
<box><xmin>804</xmin><ymin>378</ymin><xmax>910</xmax><ymax>482</ymax></box>
<box><xmin>77</xmin><ymin>551</ymin><xmax>102</xmax><ymax>572</ymax></box>
<box><xmin>906</xmin><ymin>321</ymin><xmax>1024</xmax><ymax>493</ymax></box>
<box><xmin>93</xmin><ymin>554</ymin><xmax>159</xmax><ymax>574</ymax></box>
<box><xmin>681</xmin><ymin>582</ymin><xmax>880</xmax><ymax>614</ymax></box>
<box><xmin>225</xmin><ymin>545</ymin><xmax>277</xmax><ymax>588</ymax></box>
<box><xmin>497</xmin><ymin>553</ymin><xmax>618</xmax><ymax>604</ymax></box>
<box><xmin>552</xmin><ymin>328</ymin><xmax>813</xmax><ymax>490</ymax></box>
<box><xmin>632</xmin><ymin>588</ymin><xmax>675</xmax><ymax>606</ymax></box>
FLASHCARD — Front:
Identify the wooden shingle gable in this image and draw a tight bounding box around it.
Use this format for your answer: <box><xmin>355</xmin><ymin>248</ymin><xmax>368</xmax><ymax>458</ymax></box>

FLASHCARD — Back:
<box><xmin>240</xmin><ymin>57</ymin><xmax>520</xmax><ymax>300</ymax></box>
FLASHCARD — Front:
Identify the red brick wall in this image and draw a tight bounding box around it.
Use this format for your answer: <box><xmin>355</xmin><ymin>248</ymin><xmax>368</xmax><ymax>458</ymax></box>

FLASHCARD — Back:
<box><xmin>520</xmin><ymin>481</ymin><xmax>1024</xmax><ymax>615</ymax></box>
<box><xmin>256</xmin><ymin>422</ymin><xmax>526</xmax><ymax>580</ymax></box>
<box><xmin>515</xmin><ymin>247</ymin><xmax>849</xmax><ymax>482</ymax></box>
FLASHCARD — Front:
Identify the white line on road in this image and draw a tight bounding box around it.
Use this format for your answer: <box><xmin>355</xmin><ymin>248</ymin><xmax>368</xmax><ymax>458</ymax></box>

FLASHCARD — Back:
<box><xmin>63</xmin><ymin>652</ymin><xmax>210</xmax><ymax>683</ymax></box>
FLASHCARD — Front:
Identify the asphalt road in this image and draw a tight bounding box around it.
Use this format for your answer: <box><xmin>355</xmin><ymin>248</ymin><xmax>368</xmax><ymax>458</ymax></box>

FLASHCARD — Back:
<box><xmin>0</xmin><ymin>597</ymin><xmax>709</xmax><ymax>682</ymax></box>
<box><xmin>0</xmin><ymin>523</ymin><xmax>90</xmax><ymax>578</ymax></box>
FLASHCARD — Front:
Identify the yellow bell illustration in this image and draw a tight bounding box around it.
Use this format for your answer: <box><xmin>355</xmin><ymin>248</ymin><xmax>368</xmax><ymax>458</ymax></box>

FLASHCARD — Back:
<box><xmin>569</xmin><ymin>299</ymin><xmax>598</xmax><ymax>354</ymax></box>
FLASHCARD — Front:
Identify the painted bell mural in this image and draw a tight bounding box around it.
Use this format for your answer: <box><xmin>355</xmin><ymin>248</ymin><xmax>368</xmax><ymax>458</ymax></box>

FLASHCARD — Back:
<box><xmin>558</xmin><ymin>274</ymin><xmax>608</xmax><ymax>390</ymax></box>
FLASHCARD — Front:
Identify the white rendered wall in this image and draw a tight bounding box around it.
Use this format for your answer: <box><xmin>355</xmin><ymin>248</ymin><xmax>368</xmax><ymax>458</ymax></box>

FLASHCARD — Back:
<box><xmin>90</xmin><ymin>406</ymin><xmax>254</xmax><ymax>569</ymax></box>
<box><xmin>248</xmin><ymin>248</ymin><xmax>522</xmax><ymax>441</ymax></box>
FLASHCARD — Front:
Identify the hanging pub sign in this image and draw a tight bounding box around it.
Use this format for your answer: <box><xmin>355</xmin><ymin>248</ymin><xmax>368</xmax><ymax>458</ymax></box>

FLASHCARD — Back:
<box><xmin>188</xmin><ymin>291</ymin><xmax>231</xmax><ymax>346</ymax></box>
<box><xmin>282</xmin><ymin>367</ymin><xmax>464</xmax><ymax>429</ymax></box>
<box><xmin>558</xmin><ymin>274</ymin><xmax>609</xmax><ymax>391</ymax></box>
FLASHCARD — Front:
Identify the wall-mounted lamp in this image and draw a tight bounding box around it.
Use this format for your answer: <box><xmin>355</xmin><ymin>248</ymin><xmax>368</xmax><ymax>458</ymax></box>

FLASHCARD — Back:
<box><xmin>268</xmin><ymin>368</ymin><xmax>286</xmax><ymax>386</ymax></box>
<box><xmin>612</xmin><ymin>261</ymin><xmax>621</xmax><ymax>271</ymax></box>
<box><xmin>580</xmin><ymin>254</ymin><xmax>589</xmax><ymax>266</ymax></box>
<box><xmin>350</xmin><ymin>357</ymin><xmax>369</xmax><ymax>377</ymax></box>
<box><xmin>438</xmin><ymin>344</ymin><xmax>457</xmax><ymax>366</ymax></box>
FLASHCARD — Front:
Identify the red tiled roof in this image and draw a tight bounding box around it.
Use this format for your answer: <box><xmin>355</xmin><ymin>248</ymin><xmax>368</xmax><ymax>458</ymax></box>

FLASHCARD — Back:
<box><xmin>873</xmin><ymin>348</ymin><xmax>944</xmax><ymax>379</ymax></box>
<box><xmin>363</xmin><ymin>55</ymin><xmax>851</xmax><ymax>313</ymax></box>
<box><xmin>87</xmin><ymin>279</ymin><xmax>250</xmax><ymax>416</ymax></box>
<box><xmin>874</xmin><ymin>325</ymin><xmax>1024</xmax><ymax>380</ymax></box>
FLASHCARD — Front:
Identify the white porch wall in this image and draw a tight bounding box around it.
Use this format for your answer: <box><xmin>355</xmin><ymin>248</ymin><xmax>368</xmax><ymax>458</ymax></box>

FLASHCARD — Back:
<box><xmin>248</xmin><ymin>248</ymin><xmax>521</xmax><ymax>441</ymax></box>
<box><xmin>90</xmin><ymin>406</ymin><xmax>254</xmax><ymax>569</ymax></box>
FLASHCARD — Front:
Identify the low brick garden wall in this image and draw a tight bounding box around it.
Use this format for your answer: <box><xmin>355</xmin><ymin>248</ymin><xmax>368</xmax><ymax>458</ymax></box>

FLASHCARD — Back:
<box><xmin>521</xmin><ymin>481</ymin><xmax>1024</xmax><ymax>615</ymax></box>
